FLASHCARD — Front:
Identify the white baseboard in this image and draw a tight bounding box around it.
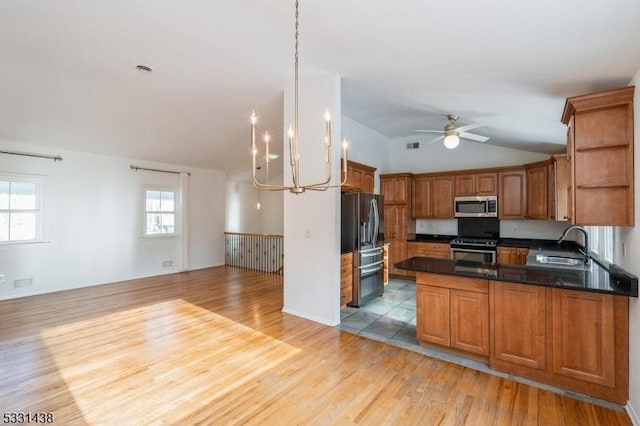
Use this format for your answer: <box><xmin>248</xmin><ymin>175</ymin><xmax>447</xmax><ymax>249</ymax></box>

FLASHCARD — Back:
<box><xmin>0</xmin><ymin>264</ymin><xmax>223</xmax><ymax>302</ymax></box>
<box><xmin>282</xmin><ymin>306</ymin><xmax>339</xmax><ymax>327</ymax></box>
<box><xmin>627</xmin><ymin>401</ymin><xmax>640</xmax><ymax>426</ymax></box>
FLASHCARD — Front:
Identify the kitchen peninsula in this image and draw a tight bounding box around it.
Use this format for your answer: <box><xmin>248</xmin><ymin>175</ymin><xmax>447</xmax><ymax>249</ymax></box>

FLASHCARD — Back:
<box><xmin>395</xmin><ymin>255</ymin><xmax>638</xmax><ymax>404</ymax></box>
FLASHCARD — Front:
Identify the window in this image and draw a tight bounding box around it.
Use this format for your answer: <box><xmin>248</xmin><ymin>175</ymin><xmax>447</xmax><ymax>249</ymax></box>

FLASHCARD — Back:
<box><xmin>0</xmin><ymin>176</ymin><xmax>43</xmax><ymax>243</ymax></box>
<box><xmin>144</xmin><ymin>189</ymin><xmax>176</xmax><ymax>236</ymax></box>
<box><xmin>585</xmin><ymin>225</ymin><xmax>614</xmax><ymax>264</ymax></box>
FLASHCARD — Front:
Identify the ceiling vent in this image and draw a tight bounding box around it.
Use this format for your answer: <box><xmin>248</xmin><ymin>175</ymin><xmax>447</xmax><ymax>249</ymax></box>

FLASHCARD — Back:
<box><xmin>406</xmin><ymin>142</ymin><xmax>420</xmax><ymax>150</ymax></box>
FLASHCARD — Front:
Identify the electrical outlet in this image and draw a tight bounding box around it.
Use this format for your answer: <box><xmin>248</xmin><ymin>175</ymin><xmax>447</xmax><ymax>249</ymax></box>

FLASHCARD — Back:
<box><xmin>162</xmin><ymin>260</ymin><xmax>174</xmax><ymax>267</ymax></box>
<box><xmin>0</xmin><ymin>274</ymin><xmax>4</xmax><ymax>283</ymax></box>
<box><xmin>14</xmin><ymin>278</ymin><xmax>33</xmax><ymax>288</ymax></box>
<box><xmin>622</xmin><ymin>243</ymin><xmax>627</xmax><ymax>257</ymax></box>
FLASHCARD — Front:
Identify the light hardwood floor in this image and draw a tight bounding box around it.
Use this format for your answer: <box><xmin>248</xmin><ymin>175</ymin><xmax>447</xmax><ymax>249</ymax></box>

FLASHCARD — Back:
<box><xmin>0</xmin><ymin>267</ymin><xmax>631</xmax><ymax>425</ymax></box>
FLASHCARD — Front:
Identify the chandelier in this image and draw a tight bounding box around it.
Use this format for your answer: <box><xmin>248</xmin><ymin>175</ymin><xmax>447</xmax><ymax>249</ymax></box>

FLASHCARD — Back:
<box><xmin>250</xmin><ymin>0</ymin><xmax>348</xmax><ymax>194</ymax></box>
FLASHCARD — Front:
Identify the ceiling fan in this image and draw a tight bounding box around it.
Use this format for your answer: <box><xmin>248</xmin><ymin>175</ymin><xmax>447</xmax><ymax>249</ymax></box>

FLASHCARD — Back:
<box><xmin>415</xmin><ymin>114</ymin><xmax>489</xmax><ymax>149</ymax></box>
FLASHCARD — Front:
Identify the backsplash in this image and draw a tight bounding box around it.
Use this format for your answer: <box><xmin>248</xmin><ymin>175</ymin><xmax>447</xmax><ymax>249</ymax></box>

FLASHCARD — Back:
<box><xmin>499</xmin><ymin>220</ymin><xmax>576</xmax><ymax>241</ymax></box>
<box><xmin>415</xmin><ymin>219</ymin><xmax>577</xmax><ymax>241</ymax></box>
<box><xmin>416</xmin><ymin>219</ymin><xmax>458</xmax><ymax>236</ymax></box>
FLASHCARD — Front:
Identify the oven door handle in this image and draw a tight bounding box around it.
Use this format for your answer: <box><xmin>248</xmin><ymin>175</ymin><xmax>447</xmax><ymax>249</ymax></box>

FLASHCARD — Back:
<box><xmin>451</xmin><ymin>248</ymin><xmax>495</xmax><ymax>254</ymax></box>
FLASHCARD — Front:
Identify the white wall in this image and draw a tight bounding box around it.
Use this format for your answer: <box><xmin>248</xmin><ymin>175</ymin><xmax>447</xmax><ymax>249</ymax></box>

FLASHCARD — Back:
<box><xmin>616</xmin><ymin>72</ymin><xmax>640</xmax><ymax>420</ymax></box>
<box><xmin>341</xmin><ymin>115</ymin><xmax>390</xmax><ymax>193</ymax></box>
<box><xmin>387</xmin><ymin>134</ymin><xmax>550</xmax><ymax>173</ymax></box>
<box><xmin>0</xmin><ymin>140</ymin><xmax>225</xmax><ymax>300</ymax></box>
<box><xmin>225</xmin><ymin>179</ymin><xmax>284</xmax><ymax>235</ymax></box>
<box><xmin>282</xmin><ymin>70</ymin><xmax>341</xmax><ymax>326</ymax></box>
<box><xmin>416</xmin><ymin>219</ymin><xmax>458</xmax><ymax>236</ymax></box>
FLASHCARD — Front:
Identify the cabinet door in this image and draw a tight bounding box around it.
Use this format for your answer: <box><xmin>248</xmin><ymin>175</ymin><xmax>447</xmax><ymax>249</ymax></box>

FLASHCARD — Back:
<box><xmin>554</xmin><ymin>155</ymin><xmax>570</xmax><ymax>221</ymax></box>
<box><xmin>416</xmin><ymin>285</ymin><xmax>450</xmax><ymax>346</ymax></box>
<box><xmin>496</xmin><ymin>247</ymin><xmax>516</xmax><ymax>265</ymax></box>
<box><xmin>455</xmin><ymin>175</ymin><xmax>475</xmax><ymax>196</ymax></box>
<box><xmin>498</xmin><ymin>169</ymin><xmax>526</xmax><ymax>219</ymax></box>
<box><xmin>450</xmin><ymin>289</ymin><xmax>489</xmax><ymax>355</ymax></box>
<box><xmin>381</xmin><ymin>178</ymin><xmax>395</xmax><ymax>203</ymax></box>
<box><xmin>551</xmin><ymin>289</ymin><xmax>615</xmax><ymax>387</ymax></box>
<box><xmin>349</xmin><ymin>165</ymin><xmax>363</xmax><ymax>191</ymax></box>
<box><xmin>394</xmin><ymin>178</ymin><xmax>408</xmax><ymax>204</ymax></box>
<box><xmin>526</xmin><ymin>165</ymin><xmax>549</xmax><ymax>220</ymax></box>
<box><xmin>476</xmin><ymin>173</ymin><xmax>497</xmax><ymax>195</ymax></box>
<box><xmin>412</xmin><ymin>177</ymin><xmax>432</xmax><ymax>218</ymax></box>
<box><xmin>432</xmin><ymin>176</ymin><xmax>455</xmax><ymax>218</ymax></box>
<box><xmin>362</xmin><ymin>171</ymin><xmax>375</xmax><ymax>193</ymax></box>
<box><xmin>491</xmin><ymin>281</ymin><xmax>546</xmax><ymax>370</ymax></box>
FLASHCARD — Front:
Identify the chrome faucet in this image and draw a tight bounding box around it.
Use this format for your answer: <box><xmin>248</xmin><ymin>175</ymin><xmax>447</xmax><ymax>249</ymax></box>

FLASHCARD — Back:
<box><xmin>557</xmin><ymin>225</ymin><xmax>590</xmax><ymax>264</ymax></box>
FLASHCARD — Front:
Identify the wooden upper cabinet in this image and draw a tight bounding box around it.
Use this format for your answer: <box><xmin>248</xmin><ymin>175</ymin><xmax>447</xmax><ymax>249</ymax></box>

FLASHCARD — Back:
<box><xmin>498</xmin><ymin>168</ymin><xmax>526</xmax><ymax>219</ymax></box>
<box><xmin>341</xmin><ymin>160</ymin><xmax>376</xmax><ymax>193</ymax></box>
<box><xmin>411</xmin><ymin>174</ymin><xmax>454</xmax><ymax>219</ymax></box>
<box><xmin>432</xmin><ymin>175</ymin><xmax>455</xmax><ymax>218</ymax></box>
<box><xmin>553</xmin><ymin>154</ymin><xmax>571</xmax><ymax>222</ymax></box>
<box><xmin>455</xmin><ymin>173</ymin><xmax>497</xmax><ymax>196</ymax></box>
<box><xmin>412</xmin><ymin>176</ymin><xmax>432</xmax><ymax>218</ymax></box>
<box><xmin>525</xmin><ymin>162</ymin><xmax>549</xmax><ymax>220</ymax></box>
<box><xmin>455</xmin><ymin>174</ymin><xmax>475</xmax><ymax>196</ymax></box>
<box><xmin>561</xmin><ymin>86</ymin><xmax>635</xmax><ymax>226</ymax></box>
<box><xmin>380</xmin><ymin>174</ymin><xmax>411</xmax><ymax>204</ymax></box>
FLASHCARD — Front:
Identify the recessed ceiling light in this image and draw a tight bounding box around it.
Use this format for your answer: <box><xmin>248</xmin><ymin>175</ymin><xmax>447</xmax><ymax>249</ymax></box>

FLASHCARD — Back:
<box><xmin>135</xmin><ymin>65</ymin><xmax>153</xmax><ymax>73</ymax></box>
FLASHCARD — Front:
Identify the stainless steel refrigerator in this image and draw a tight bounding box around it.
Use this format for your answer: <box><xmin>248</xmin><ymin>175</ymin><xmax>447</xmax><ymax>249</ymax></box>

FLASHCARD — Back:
<box><xmin>341</xmin><ymin>192</ymin><xmax>384</xmax><ymax>307</ymax></box>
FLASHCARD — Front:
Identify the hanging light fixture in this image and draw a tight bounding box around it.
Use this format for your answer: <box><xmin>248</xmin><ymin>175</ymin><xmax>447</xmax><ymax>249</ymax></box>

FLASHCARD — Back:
<box><xmin>250</xmin><ymin>0</ymin><xmax>348</xmax><ymax>194</ymax></box>
<box><xmin>255</xmin><ymin>167</ymin><xmax>262</xmax><ymax>210</ymax></box>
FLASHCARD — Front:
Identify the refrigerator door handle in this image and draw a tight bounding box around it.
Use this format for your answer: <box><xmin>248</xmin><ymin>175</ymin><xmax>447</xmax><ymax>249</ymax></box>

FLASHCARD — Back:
<box><xmin>372</xmin><ymin>198</ymin><xmax>379</xmax><ymax>246</ymax></box>
<box><xmin>361</xmin><ymin>251</ymin><xmax>382</xmax><ymax>258</ymax></box>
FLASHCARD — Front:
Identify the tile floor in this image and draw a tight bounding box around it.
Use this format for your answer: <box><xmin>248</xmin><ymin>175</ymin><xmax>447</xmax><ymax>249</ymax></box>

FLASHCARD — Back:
<box><xmin>337</xmin><ymin>278</ymin><xmax>625</xmax><ymax>412</ymax></box>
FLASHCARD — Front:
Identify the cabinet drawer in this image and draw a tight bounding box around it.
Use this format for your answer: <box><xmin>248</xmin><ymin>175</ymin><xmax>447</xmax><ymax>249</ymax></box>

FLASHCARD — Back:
<box><xmin>417</xmin><ymin>272</ymin><xmax>488</xmax><ymax>293</ymax></box>
<box><xmin>340</xmin><ymin>274</ymin><xmax>352</xmax><ymax>288</ymax></box>
<box><xmin>340</xmin><ymin>263</ymin><xmax>353</xmax><ymax>276</ymax></box>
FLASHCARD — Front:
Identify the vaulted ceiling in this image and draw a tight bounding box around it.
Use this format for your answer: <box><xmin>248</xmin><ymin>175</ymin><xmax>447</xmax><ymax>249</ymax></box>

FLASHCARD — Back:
<box><xmin>1</xmin><ymin>0</ymin><xmax>639</xmax><ymax>177</ymax></box>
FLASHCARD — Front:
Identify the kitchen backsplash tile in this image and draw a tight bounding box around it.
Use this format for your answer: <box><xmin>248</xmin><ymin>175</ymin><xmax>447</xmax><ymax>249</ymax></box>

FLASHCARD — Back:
<box><xmin>415</xmin><ymin>219</ymin><xmax>577</xmax><ymax>242</ymax></box>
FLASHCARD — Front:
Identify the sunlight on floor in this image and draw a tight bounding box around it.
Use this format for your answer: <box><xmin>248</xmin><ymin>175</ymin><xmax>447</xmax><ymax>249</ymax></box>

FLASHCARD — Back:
<box><xmin>39</xmin><ymin>298</ymin><xmax>301</xmax><ymax>423</ymax></box>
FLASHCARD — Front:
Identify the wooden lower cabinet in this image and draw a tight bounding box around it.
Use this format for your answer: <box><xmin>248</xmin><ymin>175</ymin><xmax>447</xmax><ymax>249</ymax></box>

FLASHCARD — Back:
<box><xmin>416</xmin><ymin>273</ymin><xmax>489</xmax><ymax>356</ymax></box>
<box><xmin>416</xmin><ymin>284</ymin><xmax>450</xmax><ymax>346</ymax></box>
<box><xmin>340</xmin><ymin>252</ymin><xmax>353</xmax><ymax>307</ymax></box>
<box><xmin>496</xmin><ymin>246</ymin><xmax>529</xmax><ymax>265</ymax></box>
<box><xmin>551</xmin><ymin>289</ymin><xmax>616</xmax><ymax>387</ymax></box>
<box><xmin>450</xmin><ymin>289</ymin><xmax>489</xmax><ymax>355</ymax></box>
<box><xmin>490</xmin><ymin>282</ymin><xmax>546</xmax><ymax>371</ymax></box>
<box><xmin>382</xmin><ymin>244</ymin><xmax>389</xmax><ymax>285</ymax></box>
<box><xmin>489</xmin><ymin>280</ymin><xmax>629</xmax><ymax>404</ymax></box>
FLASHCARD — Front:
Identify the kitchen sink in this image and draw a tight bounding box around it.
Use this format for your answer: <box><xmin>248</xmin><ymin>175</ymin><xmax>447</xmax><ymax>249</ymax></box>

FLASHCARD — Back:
<box><xmin>525</xmin><ymin>249</ymin><xmax>591</xmax><ymax>271</ymax></box>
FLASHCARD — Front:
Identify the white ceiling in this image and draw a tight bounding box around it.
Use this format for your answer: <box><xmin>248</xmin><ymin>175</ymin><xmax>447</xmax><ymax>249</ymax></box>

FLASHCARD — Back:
<box><xmin>1</xmin><ymin>0</ymin><xmax>639</xmax><ymax>177</ymax></box>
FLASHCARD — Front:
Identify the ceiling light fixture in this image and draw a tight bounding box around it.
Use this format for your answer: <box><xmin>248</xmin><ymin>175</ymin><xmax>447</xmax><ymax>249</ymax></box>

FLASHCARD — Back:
<box><xmin>443</xmin><ymin>133</ymin><xmax>460</xmax><ymax>149</ymax></box>
<box><xmin>250</xmin><ymin>0</ymin><xmax>347</xmax><ymax>194</ymax></box>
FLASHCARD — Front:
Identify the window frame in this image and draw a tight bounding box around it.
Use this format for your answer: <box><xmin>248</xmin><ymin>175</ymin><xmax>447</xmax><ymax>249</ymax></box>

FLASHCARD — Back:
<box><xmin>585</xmin><ymin>225</ymin><xmax>614</xmax><ymax>265</ymax></box>
<box><xmin>0</xmin><ymin>174</ymin><xmax>44</xmax><ymax>245</ymax></box>
<box><xmin>142</xmin><ymin>185</ymin><xmax>178</xmax><ymax>238</ymax></box>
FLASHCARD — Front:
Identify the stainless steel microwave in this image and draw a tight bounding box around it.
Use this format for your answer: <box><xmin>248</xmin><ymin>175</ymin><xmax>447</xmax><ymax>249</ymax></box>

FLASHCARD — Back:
<box><xmin>454</xmin><ymin>195</ymin><xmax>498</xmax><ymax>217</ymax></box>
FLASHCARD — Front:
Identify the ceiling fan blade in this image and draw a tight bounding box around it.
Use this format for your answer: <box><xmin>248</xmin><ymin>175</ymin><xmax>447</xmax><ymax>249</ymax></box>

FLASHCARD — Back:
<box><xmin>426</xmin><ymin>135</ymin><xmax>445</xmax><ymax>144</ymax></box>
<box><xmin>455</xmin><ymin>122</ymin><xmax>485</xmax><ymax>133</ymax></box>
<box><xmin>415</xmin><ymin>130</ymin><xmax>444</xmax><ymax>133</ymax></box>
<box><xmin>459</xmin><ymin>132</ymin><xmax>489</xmax><ymax>142</ymax></box>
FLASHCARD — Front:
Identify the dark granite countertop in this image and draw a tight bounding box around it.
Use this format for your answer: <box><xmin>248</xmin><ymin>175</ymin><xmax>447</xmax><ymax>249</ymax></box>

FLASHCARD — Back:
<box><xmin>395</xmin><ymin>257</ymin><xmax>638</xmax><ymax>297</ymax></box>
<box><xmin>408</xmin><ymin>234</ymin><xmax>456</xmax><ymax>243</ymax></box>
